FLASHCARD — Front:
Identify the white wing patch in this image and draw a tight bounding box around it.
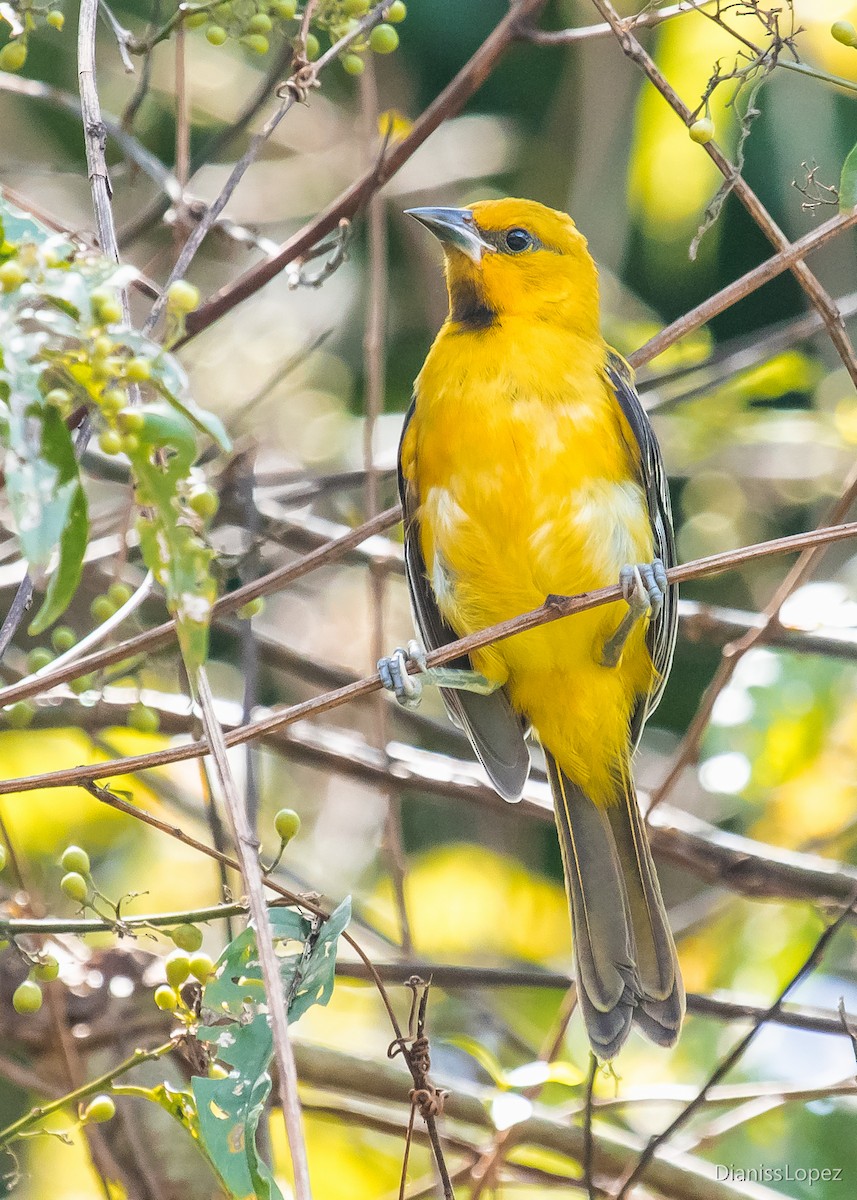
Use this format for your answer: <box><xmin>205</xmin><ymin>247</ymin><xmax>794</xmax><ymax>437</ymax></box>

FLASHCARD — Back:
<box><xmin>573</xmin><ymin>479</ymin><xmax>652</xmax><ymax>575</ymax></box>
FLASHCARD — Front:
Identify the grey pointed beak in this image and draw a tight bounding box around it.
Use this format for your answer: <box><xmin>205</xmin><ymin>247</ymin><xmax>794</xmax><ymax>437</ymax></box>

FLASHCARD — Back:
<box><xmin>405</xmin><ymin>206</ymin><xmax>494</xmax><ymax>262</ymax></box>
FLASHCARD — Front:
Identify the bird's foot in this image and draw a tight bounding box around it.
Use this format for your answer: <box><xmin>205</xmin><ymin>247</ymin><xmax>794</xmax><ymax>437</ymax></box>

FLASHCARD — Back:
<box><xmin>600</xmin><ymin>559</ymin><xmax>667</xmax><ymax>667</ymax></box>
<box><xmin>378</xmin><ymin>639</ymin><xmax>500</xmax><ymax>708</ymax></box>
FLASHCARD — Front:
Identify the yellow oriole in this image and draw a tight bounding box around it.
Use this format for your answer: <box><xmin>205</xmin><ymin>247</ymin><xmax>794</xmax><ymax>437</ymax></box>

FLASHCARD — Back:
<box><xmin>379</xmin><ymin>198</ymin><xmax>684</xmax><ymax>1058</ymax></box>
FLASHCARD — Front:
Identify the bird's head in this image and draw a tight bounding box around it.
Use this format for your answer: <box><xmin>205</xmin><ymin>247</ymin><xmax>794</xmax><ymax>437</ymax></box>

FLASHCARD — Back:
<box><xmin>407</xmin><ymin>198</ymin><xmax>600</xmax><ymax>335</ymax></box>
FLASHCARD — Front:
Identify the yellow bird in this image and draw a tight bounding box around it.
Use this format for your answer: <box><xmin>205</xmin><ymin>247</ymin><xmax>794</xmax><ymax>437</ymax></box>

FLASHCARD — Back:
<box><xmin>379</xmin><ymin>198</ymin><xmax>684</xmax><ymax>1058</ymax></box>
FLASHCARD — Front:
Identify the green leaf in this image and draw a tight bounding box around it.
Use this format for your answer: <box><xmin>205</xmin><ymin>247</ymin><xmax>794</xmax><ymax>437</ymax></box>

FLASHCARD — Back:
<box><xmin>192</xmin><ymin>900</ymin><xmax>351</xmax><ymax>1200</ymax></box>
<box><xmin>840</xmin><ymin>141</ymin><xmax>857</xmax><ymax>211</ymax></box>
<box><xmin>29</xmin><ymin>475</ymin><xmax>88</xmax><ymax>634</ymax></box>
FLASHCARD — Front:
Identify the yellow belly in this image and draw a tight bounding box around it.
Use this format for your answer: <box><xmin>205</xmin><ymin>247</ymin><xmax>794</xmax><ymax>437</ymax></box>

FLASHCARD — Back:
<box><xmin>407</xmin><ymin>324</ymin><xmax>655</xmax><ymax>804</ymax></box>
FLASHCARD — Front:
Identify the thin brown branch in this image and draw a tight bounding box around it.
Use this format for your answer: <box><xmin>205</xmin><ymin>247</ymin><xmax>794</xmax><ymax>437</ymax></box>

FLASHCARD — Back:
<box><xmin>1</xmin><ymin>519</ymin><xmax>857</xmax><ymax>796</ymax></box>
<box><xmin>182</xmin><ymin>0</ymin><xmax>549</xmax><ymax>341</ymax></box>
<box><xmin>616</xmin><ymin>896</ymin><xmax>857</xmax><ymax>1197</ymax></box>
<box><xmin>590</xmin><ymin>0</ymin><xmax>857</xmax><ymax>389</ymax></box>
<box><xmin>522</xmin><ymin>0</ymin><xmax>712</xmax><ymax>45</ymax></box>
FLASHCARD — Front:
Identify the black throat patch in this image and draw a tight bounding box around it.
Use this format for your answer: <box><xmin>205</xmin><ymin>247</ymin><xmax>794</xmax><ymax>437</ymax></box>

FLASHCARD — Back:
<box><xmin>450</xmin><ymin>276</ymin><xmax>496</xmax><ymax>330</ymax></box>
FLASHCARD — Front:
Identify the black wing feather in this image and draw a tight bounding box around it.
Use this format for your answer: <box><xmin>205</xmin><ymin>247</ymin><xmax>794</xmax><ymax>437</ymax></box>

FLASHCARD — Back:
<box><xmin>605</xmin><ymin>351</ymin><xmax>678</xmax><ymax>746</ymax></box>
<box><xmin>397</xmin><ymin>402</ymin><xmax>531</xmax><ymax>802</ymax></box>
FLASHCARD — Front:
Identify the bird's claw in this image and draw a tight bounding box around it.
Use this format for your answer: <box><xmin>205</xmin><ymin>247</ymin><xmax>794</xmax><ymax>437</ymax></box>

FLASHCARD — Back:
<box><xmin>619</xmin><ymin>559</ymin><xmax>666</xmax><ymax>618</ymax></box>
<box><xmin>378</xmin><ymin>639</ymin><xmax>427</xmax><ymax>709</ymax></box>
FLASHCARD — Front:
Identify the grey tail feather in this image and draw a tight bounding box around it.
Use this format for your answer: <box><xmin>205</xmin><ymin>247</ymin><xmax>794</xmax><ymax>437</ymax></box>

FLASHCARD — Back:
<box><xmin>546</xmin><ymin>753</ymin><xmax>685</xmax><ymax>1059</ymax></box>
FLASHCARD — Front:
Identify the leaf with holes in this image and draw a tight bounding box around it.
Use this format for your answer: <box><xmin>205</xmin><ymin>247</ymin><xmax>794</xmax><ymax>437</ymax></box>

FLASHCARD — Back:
<box><xmin>193</xmin><ymin>899</ymin><xmax>351</xmax><ymax>1199</ymax></box>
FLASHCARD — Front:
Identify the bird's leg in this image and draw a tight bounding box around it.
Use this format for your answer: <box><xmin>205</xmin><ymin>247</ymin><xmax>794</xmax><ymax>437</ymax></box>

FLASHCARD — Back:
<box><xmin>600</xmin><ymin>560</ymin><xmax>667</xmax><ymax>668</ymax></box>
<box><xmin>378</xmin><ymin>639</ymin><xmax>500</xmax><ymax>709</ymax></box>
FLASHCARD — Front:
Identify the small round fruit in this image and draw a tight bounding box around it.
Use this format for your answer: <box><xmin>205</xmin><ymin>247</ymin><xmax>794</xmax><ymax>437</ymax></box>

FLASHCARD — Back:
<box><xmin>237</xmin><ymin>596</ymin><xmax>264</xmax><ymax>620</ymax></box>
<box><xmin>98</xmin><ymin>430</ymin><xmax>123</xmax><ymax>456</ymax></box>
<box><xmin>185</xmin><ymin>11</ymin><xmax>209</xmax><ymax>28</ymax></box>
<box><xmin>369</xmin><ymin>23</ymin><xmax>399</xmax><ymax>53</ymax></box>
<box><xmin>0</xmin><ymin>259</ymin><xmax>26</xmax><ymax>290</ymax></box>
<box><xmin>304</xmin><ymin>31</ymin><xmax>319</xmax><ymax>59</ymax></box>
<box><xmin>188</xmin><ymin>952</ymin><xmax>214</xmax><ymax>982</ymax></box>
<box><xmin>128</xmin><ymin>702</ymin><xmax>160</xmax><ymax>734</ymax></box>
<box><xmin>5</xmin><ymin>701</ymin><xmax>35</xmax><ymax>729</ymax></box>
<box><xmin>13</xmin><ymin>980</ymin><xmax>43</xmax><ymax>1014</ymax></box>
<box><xmin>100</xmin><ymin>387</ymin><xmax>126</xmax><ymax>415</ymax></box>
<box><xmin>91</xmin><ymin>287</ymin><xmax>122</xmax><ymax>325</ymax></box>
<box><xmin>83</xmin><ymin>1095</ymin><xmax>115</xmax><ymax>1124</ymax></box>
<box><xmin>345</xmin><ymin>0</ymin><xmax>369</xmax><ymax>13</ymax></box>
<box><xmin>241</xmin><ymin>33</ymin><xmax>269</xmax><ymax>54</ymax></box>
<box><xmin>117</xmin><ymin>408</ymin><xmax>145</xmax><ymax>433</ymax></box>
<box><xmin>33</xmin><ymin>956</ymin><xmax>60</xmax><ymax>982</ymax></box>
<box><xmin>45</xmin><ymin>387</ymin><xmax>71</xmax><ymax>409</ymax></box>
<box><xmin>165</xmin><ymin>952</ymin><xmax>191</xmax><ymax>988</ymax></box>
<box><xmin>60</xmin><ymin>871</ymin><xmax>89</xmax><ymax>903</ymax></box>
<box><xmin>188</xmin><ymin>488</ymin><xmax>218</xmax><ymax>520</ymax></box>
<box><xmin>27</xmin><ymin>647</ymin><xmax>54</xmax><ymax>673</ymax></box>
<box><xmin>689</xmin><ymin>117</ymin><xmax>715</xmax><ymax>144</ymax></box>
<box><xmin>154</xmin><ymin>984</ymin><xmax>178</xmax><ymax>1011</ymax></box>
<box><xmin>171</xmin><ymin>923</ymin><xmax>203</xmax><ymax>952</ymax></box>
<box><xmin>51</xmin><ymin>626</ymin><xmax>77</xmax><ymax>653</ymax></box>
<box><xmin>206</xmin><ymin>24</ymin><xmax>227</xmax><ymax>45</ymax></box>
<box><xmin>69</xmin><ymin>673</ymin><xmax>95</xmax><ymax>695</ymax></box>
<box><xmin>342</xmin><ymin>52</ymin><xmax>364</xmax><ymax>75</ymax></box>
<box><xmin>61</xmin><ymin>844</ymin><xmax>90</xmax><ymax>875</ymax></box>
<box><xmin>274</xmin><ymin>807</ymin><xmax>301</xmax><ymax>843</ymax></box>
<box><xmin>166</xmin><ymin>279</ymin><xmax>201</xmax><ymax>312</ymax></box>
<box><xmin>108</xmin><ymin>581</ymin><xmax>133</xmax><ymax>608</ymax></box>
<box><xmin>125</xmin><ymin>356</ymin><xmax>152</xmax><ymax>382</ymax></box>
<box><xmin>271</xmin><ymin>0</ymin><xmax>296</xmax><ymax>17</ymax></box>
<box><xmin>120</xmin><ymin>434</ymin><xmax>140</xmax><ymax>455</ymax></box>
<box><xmin>46</xmin><ymin>10</ymin><xmax>65</xmax><ymax>30</ymax></box>
<box><xmin>386</xmin><ymin>1</ymin><xmax>406</xmax><ymax>22</ymax></box>
<box><xmin>831</xmin><ymin>20</ymin><xmax>857</xmax><ymax>47</ymax></box>
<box><xmin>90</xmin><ymin>594</ymin><xmax>117</xmax><ymax>623</ymax></box>
<box><xmin>249</xmin><ymin>13</ymin><xmax>272</xmax><ymax>33</ymax></box>
<box><xmin>0</xmin><ymin>41</ymin><xmax>28</xmax><ymax>74</ymax></box>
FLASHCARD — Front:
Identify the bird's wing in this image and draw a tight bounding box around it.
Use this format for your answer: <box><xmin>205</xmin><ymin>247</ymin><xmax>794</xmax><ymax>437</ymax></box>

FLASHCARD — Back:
<box><xmin>398</xmin><ymin>401</ymin><xmax>531</xmax><ymax>801</ymax></box>
<box><xmin>605</xmin><ymin>351</ymin><xmax>678</xmax><ymax>745</ymax></box>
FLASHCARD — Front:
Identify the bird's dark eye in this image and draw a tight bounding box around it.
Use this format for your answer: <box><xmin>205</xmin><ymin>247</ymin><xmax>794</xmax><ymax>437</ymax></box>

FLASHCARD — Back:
<box><xmin>504</xmin><ymin>227</ymin><xmax>533</xmax><ymax>254</ymax></box>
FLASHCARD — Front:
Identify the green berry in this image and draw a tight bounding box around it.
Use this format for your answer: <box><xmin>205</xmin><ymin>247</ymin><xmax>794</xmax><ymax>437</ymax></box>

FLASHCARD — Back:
<box><xmin>4</xmin><ymin>701</ymin><xmax>35</xmax><ymax>729</ymax></box>
<box><xmin>46</xmin><ymin>10</ymin><xmax>65</xmax><ymax>30</ymax></box>
<box><xmin>241</xmin><ymin>33</ymin><xmax>269</xmax><ymax>54</ymax></box>
<box><xmin>304</xmin><ymin>31</ymin><xmax>319</xmax><ymax>59</ymax></box>
<box><xmin>91</xmin><ymin>287</ymin><xmax>122</xmax><ymax>325</ymax></box>
<box><xmin>344</xmin><ymin>0</ymin><xmax>369</xmax><ymax>13</ymax></box>
<box><xmin>185</xmin><ymin>11</ymin><xmax>209</xmax><ymax>28</ymax></box>
<box><xmin>248</xmin><ymin>13</ymin><xmax>272</xmax><ymax>33</ymax></box>
<box><xmin>60</xmin><ymin>871</ymin><xmax>89</xmax><ymax>903</ymax></box>
<box><xmin>689</xmin><ymin>117</ymin><xmax>715</xmax><ymax>144</ymax></box>
<box><xmin>120</xmin><ymin>434</ymin><xmax>140</xmax><ymax>455</ymax></box>
<box><xmin>45</xmin><ymin>387</ymin><xmax>71</xmax><ymax>409</ymax></box>
<box><xmin>51</xmin><ymin>626</ymin><xmax>77</xmax><ymax>653</ymax></box>
<box><xmin>0</xmin><ymin>259</ymin><xmax>26</xmax><ymax>290</ymax></box>
<box><xmin>154</xmin><ymin>984</ymin><xmax>178</xmax><ymax>1010</ymax></box>
<box><xmin>108</xmin><ymin>581</ymin><xmax>133</xmax><ymax>608</ymax></box>
<box><xmin>13</xmin><ymin>980</ymin><xmax>43</xmax><ymax>1014</ymax></box>
<box><xmin>82</xmin><ymin>1095</ymin><xmax>115</xmax><ymax>1124</ymax></box>
<box><xmin>33</xmin><ymin>956</ymin><xmax>59</xmax><ymax>982</ymax></box>
<box><xmin>165</xmin><ymin>952</ymin><xmax>191</xmax><ymax>988</ymax></box>
<box><xmin>832</xmin><ymin>20</ymin><xmax>857</xmax><ymax>47</ymax></box>
<box><xmin>117</xmin><ymin>408</ymin><xmax>145</xmax><ymax>433</ymax></box>
<box><xmin>171</xmin><ymin>923</ymin><xmax>203</xmax><ymax>952</ymax></box>
<box><xmin>90</xmin><ymin>594</ymin><xmax>117</xmax><ymax>623</ymax></box>
<box><xmin>100</xmin><ymin>387</ymin><xmax>125</xmax><ymax>415</ymax></box>
<box><xmin>61</xmin><ymin>845</ymin><xmax>90</xmax><ymax>874</ymax></box>
<box><xmin>125</xmin><ymin>356</ymin><xmax>151</xmax><ymax>382</ymax></box>
<box><xmin>369</xmin><ymin>23</ymin><xmax>399</xmax><ymax>54</ymax></box>
<box><xmin>98</xmin><ymin>429</ymin><xmax>122</xmax><ymax>456</ymax></box>
<box><xmin>206</xmin><ymin>24</ymin><xmax>227</xmax><ymax>45</ymax></box>
<box><xmin>386</xmin><ymin>1</ymin><xmax>406</xmax><ymax>22</ymax></box>
<box><xmin>27</xmin><ymin>647</ymin><xmax>54</xmax><ymax>673</ymax></box>
<box><xmin>271</xmin><ymin>0</ymin><xmax>296</xmax><ymax>16</ymax></box>
<box><xmin>274</xmin><ymin>807</ymin><xmax>301</xmax><ymax>843</ymax></box>
<box><xmin>166</xmin><ymin>279</ymin><xmax>200</xmax><ymax>312</ymax></box>
<box><xmin>237</xmin><ymin>596</ymin><xmax>264</xmax><ymax>620</ymax></box>
<box><xmin>128</xmin><ymin>702</ymin><xmax>160</xmax><ymax>734</ymax></box>
<box><xmin>69</xmin><ymin>673</ymin><xmax>95</xmax><ymax>695</ymax></box>
<box><xmin>188</xmin><ymin>488</ymin><xmax>218</xmax><ymax>519</ymax></box>
<box><xmin>0</xmin><ymin>41</ymin><xmax>28</xmax><ymax>74</ymax></box>
<box><xmin>188</xmin><ymin>952</ymin><xmax>214</xmax><ymax>982</ymax></box>
<box><xmin>342</xmin><ymin>52</ymin><xmax>364</xmax><ymax>75</ymax></box>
